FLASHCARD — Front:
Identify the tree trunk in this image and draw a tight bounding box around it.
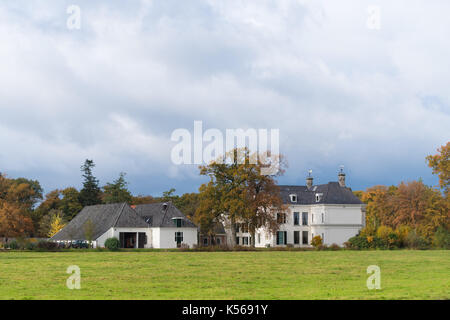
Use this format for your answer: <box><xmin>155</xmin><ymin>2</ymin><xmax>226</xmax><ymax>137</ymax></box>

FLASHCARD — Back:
<box><xmin>250</xmin><ymin>231</ymin><xmax>256</xmax><ymax>248</ymax></box>
<box><xmin>230</xmin><ymin>217</ymin><xmax>237</xmax><ymax>247</ymax></box>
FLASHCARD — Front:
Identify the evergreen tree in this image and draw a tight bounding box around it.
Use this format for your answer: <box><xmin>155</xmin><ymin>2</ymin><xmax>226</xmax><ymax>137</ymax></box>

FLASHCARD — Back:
<box><xmin>78</xmin><ymin>159</ymin><xmax>102</xmax><ymax>207</ymax></box>
<box><xmin>102</xmin><ymin>172</ymin><xmax>132</xmax><ymax>204</ymax></box>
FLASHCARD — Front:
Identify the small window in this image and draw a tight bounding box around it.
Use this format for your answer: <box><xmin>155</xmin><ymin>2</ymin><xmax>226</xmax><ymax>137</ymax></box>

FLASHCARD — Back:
<box><xmin>257</xmin><ymin>233</ymin><xmax>261</xmax><ymax>244</ymax></box>
<box><xmin>293</xmin><ymin>212</ymin><xmax>299</xmax><ymax>225</ymax></box>
<box><xmin>302</xmin><ymin>231</ymin><xmax>309</xmax><ymax>245</ymax></box>
<box><xmin>144</xmin><ymin>216</ymin><xmax>153</xmax><ymax>225</ymax></box>
<box><xmin>277</xmin><ymin>213</ymin><xmax>287</xmax><ymax>224</ymax></box>
<box><xmin>289</xmin><ymin>194</ymin><xmax>297</xmax><ymax>203</ymax></box>
<box><xmin>216</xmin><ymin>238</ymin><xmax>221</xmax><ymax>245</ymax></box>
<box><xmin>302</xmin><ymin>212</ymin><xmax>308</xmax><ymax>226</ymax></box>
<box><xmin>175</xmin><ymin>232</ymin><xmax>183</xmax><ymax>245</ymax></box>
<box><xmin>243</xmin><ymin>237</ymin><xmax>249</xmax><ymax>245</ymax></box>
<box><xmin>203</xmin><ymin>238</ymin><xmax>208</xmax><ymax>246</ymax></box>
<box><xmin>173</xmin><ymin>218</ymin><xmax>184</xmax><ymax>228</ymax></box>
<box><xmin>294</xmin><ymin>231</ymin><xmax>300</xmax><ymax>244</ymax></box>
<box><xmin>315</xmin><ymin>193</ymin><xmax>323</xmax><ymax>202</ymax></box>
<box><xmin>276</xmin><ymin>231</ymin><xmax>287</xmax><ymax>245</ymax></box>
<box><xmin>236</xmin><ymin>237</ymin><xmax>240</xmax><ymax>245</ymax></box>
<box><xmin>321</xmin><ymin>213</ymin><xmax>324</xmax><ymax>223</ymax></box>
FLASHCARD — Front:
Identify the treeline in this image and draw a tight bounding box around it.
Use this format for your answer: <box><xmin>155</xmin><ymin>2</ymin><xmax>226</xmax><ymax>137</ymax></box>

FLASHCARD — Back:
<box><xmin>350</xmin><ymin>142</ymin><xmax>450</xmax><ymax>249</ymax></box>
<box><xmin>0</xmin><ymin>159</ymin><xmax>200</xmax><ymax>239</ymax></box>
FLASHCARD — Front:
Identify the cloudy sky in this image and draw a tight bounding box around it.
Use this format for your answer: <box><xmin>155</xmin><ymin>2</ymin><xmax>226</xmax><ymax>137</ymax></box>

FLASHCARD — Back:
<box><xmin>0</xmin><ymin>0</ymin><xmax>449</xmax><ymax>196</ymax></box>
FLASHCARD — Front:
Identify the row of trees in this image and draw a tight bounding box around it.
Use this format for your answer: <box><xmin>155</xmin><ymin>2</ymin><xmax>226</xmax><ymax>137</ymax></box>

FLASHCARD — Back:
<box><xmin>1</xmin><ymin>141</ymin><xmax>449</xmax><ymax>249</ymax></box>
<box><xmin>350</xmin><ymin>142</ymin><xmax>450</xmax><ymax>248</ymax></box>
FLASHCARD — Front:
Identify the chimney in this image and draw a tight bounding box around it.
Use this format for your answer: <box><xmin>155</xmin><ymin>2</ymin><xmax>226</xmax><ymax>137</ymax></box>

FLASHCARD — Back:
<box><xmin>338</xmin><ymin>166</ymin><xmax>346</xmax><ymax>187</ymax></box>
<box><xmin>306</xmin><ymin>169</ymin><xmax>313</xmax><ymax>190</ymax></box>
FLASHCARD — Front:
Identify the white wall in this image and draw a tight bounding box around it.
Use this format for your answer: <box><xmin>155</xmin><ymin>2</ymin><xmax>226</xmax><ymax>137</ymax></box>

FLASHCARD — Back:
<box><xmin>158</xmin><ymin>227</ymin><xmax>198</xmax><ymax>249</ymax></box>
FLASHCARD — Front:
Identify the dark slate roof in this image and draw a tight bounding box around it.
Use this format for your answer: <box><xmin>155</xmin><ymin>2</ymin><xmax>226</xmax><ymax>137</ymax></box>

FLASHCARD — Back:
<box><xmin>133</xmin><ymin>202</ymin><xmax>197</xmax><ymax>228</ymax></box>
<box><xmin>279</xmin><ymin>182</ymin><xmax>363</xmax><ymax>205</ymax></box>
<box><xmin>52</xmin><ymin>203</ymin><xmax>149</xmax><ymax>241</ymax></box>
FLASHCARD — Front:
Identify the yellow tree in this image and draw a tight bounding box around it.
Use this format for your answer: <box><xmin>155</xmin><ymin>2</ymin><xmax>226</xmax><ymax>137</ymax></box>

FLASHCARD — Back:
<box><xmin>426</xmin><ymin>141</ymin><xmax>450</xmax><ymax>196</ymax></box>
<box><xmin>48</xmin><ymin>212</ymin><xmax>66</xmax><ymax>238</ymax></box>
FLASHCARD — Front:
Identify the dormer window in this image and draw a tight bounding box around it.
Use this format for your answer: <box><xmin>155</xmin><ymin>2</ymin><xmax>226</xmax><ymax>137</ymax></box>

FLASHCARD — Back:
<box><xmin>289</xmin><ymin>194</ymin><xmax>297</xmax><ymax>203</ymax></box>
<box><xmin>172</xmin><ymin>218</ymin><xmax>185</xmax><ymax>228</ymax></box>
<box><xmin>315</xmin><ymin>193</ymin><xmax>323</xmax><ymax>202</ymax></box>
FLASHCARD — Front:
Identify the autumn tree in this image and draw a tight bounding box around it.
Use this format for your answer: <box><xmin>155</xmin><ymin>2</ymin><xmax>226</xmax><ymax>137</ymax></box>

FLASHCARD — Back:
<box><xmin>102</xmin><ymin>172</ymin><xmax>132</xmax><ymax>204</ymax></box>
<box><xmin>426</xmin><ymin>141</ymin><xmax>450</xmax><ymax>195</ymax></box>
<box><xmin>196</xmin><ymin>148</ymin><xmax>286</xmax><ymax>247</ymax></box>
<box><xmin>0</xmin><ymin>201</ymin><xmax>34</xmax><ymax>238</ymax></box>
<box><xmin>46</xmin><ymin>210</ymin><xmax>66</xmax><ymax>238</ymax></box>
<box><xmin>60</xmin><ymin>187</ymin><xmax>83</xmax><ymax>221</ymax></box>
<box><xmin>79</xmin><ymin>159</ymin><xmax>102</xmax><ymax>207</ymax></box>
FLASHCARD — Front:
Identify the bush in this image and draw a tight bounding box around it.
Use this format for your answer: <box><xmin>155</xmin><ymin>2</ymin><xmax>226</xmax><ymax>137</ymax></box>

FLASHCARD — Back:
<box><xmin>347</xmin><ymin>235</ymin><xmax>369</xmax><ymax>249</ymax></box>
<box><xmin>25</xmin><ymin>242</ymin><xmax>36</xmax><ymax>250</ymax></box>
<box><xmin>329</xmin><ymin>243</ymin><xmax>341</xmax><ymax>250</ymax></box>
<box><xmin>36</xmin><ymin>240</ymin><xmax>58</xmax><ymax>251</ymax></box>
<box><xmin>311</xmin><ymin>235</ymin><xmax>323</xmax><ymax>248</ymax></box>
<box><xmin>104</xmin><ymin>237</ymin><xmax>120</xmax><ymax>251</ymax></box>
<box><xmin>432</xmin><ymin>227</ymin><xmax>450</xmax><ymax>249</ymax></box>
<box><xmin>406</xmin><ymin>230</ymin><xmax>429</xmax><ymax>249</ymax></box>
<box><xmin>8</xmin><ymin>240</ymin><xmax>19</xmax><ymax>250</ymax></box>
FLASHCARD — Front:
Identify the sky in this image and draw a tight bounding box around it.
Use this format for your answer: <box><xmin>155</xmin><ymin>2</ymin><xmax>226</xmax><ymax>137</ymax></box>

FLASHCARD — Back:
<box><xmin>0</xmin><ymin>0</ymin><xmax>449</xmax><ymax>197</ymax></box>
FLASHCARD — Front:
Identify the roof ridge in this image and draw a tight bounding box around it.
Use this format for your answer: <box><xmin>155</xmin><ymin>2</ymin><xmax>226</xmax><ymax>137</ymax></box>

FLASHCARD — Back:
<box><xmin>112</xmin><ymin>203</ymin><xmax>127</xmax><ymax>228</ymax></box>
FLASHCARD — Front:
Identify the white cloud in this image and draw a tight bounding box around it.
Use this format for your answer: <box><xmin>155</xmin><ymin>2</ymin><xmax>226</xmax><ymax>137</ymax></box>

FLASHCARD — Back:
<box><xmin>0</xmin><ymin>0</ymin><xmax>449</xmax><ymax>193</ymax></box>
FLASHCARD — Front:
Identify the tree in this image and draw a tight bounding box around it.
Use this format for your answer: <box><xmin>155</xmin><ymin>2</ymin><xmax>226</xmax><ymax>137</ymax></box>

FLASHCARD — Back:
<box><xmin>0</xmin><ymin>201</ymin><xmax>34</xmax><ymax>238</ymax></box>
<box><xmin>426</xmin><ymin>142</ymin><xmax>450</xmax><ymax>195</ymax></box>
<box><xmin>83</xmin><ymin>219</ymin><xmax>95</xmax><ymax>248</ymax></box>
<box><xmin>60</xmin><ymin>187</ymin><xmax>83</xmax><ymax>221</ymax></box>
<box><xmin>79</xmin><ymin>159</ymin><xmax>102</xmax><ymax>207</ymax></box>
<box><xmin>47</xmin><ymin>210</ymin><xmax>66</xmax><ymax>238</ymax></box>
<box><xmin>196</xmin><ymin>148</ymin><xmax>286</xmax><ymax>247</ymax></box>
<box><xmin>102</xmin><ymin>172</ymin><xmax>132</xmax><ymax>204</ymax></box>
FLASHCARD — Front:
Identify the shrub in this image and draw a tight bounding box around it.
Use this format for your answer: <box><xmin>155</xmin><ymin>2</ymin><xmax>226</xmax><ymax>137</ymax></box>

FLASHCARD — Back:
<box><xmin>311</xmin><ymin>235</ymin><xmax>323</xmax><ymax>248</ymax></box>
<box><xmin>347</xmin><ymin>235</ymin><xmax>369</xmax><ymax>249</ymax></box>
<box><xmin>329</xmin><ymin>243</ymin><xmax>341</xmax><ymax>250</ymax></box>
<box><xmin>406</xmin><ymin>230</ymin><xmax>429</xmax><ymax>249</ymax></box>
<box><xmin>104</xmin><ymin>237</ymin><xmax>120</xmax><ymax>251</ymax></box>
<box><xmin>25</xmin><ymin>242</ymin><xmax>36</xmax><ymax>250</ymax></box>
<box><xmin>8</xmin><ymin>240</ymin><xmax>19</xmax><ymax>250</ymax></box>
<box><xmin>432</xmin><ymin>227</ymin><xmax>450</xmax><ymax>249</ymax></box>
<box><xmin>36</xmin><ymin>240</ymin><xmax>58</xmax><ymax>250</ymax></box>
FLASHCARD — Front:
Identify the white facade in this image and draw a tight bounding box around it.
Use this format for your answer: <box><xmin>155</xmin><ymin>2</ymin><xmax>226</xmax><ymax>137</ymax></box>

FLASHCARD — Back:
<box><xmin>228</xmin><ymin>203</ymin><xmax>365</xmax><ymax>248</ymax></box>
<box><xmin>95</xmin><ymin>226</ymin><xmax>197</xmax><ymax>249</ymax></box>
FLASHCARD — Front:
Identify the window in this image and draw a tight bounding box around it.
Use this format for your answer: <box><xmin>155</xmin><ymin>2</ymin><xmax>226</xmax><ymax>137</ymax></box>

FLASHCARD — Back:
<box><xmin>321</xmin><ymin>213</ymin><xmax>324</xmax><ymax>223</ymax></box>
<box><xmin>302</xmin><ymin>212</ymin><xmax>308</xmax><ymax>226</ymax></box>
<box><xmin>293</xmin><ymin>212</ymin><xmax>299</xmax><ymax>225</ymax></box>
<box><xmin>277</xmin><ymin>213</ymin><xmax>286</xmax><ymax>224</ymax></box>
<box><xmin>257</xmin><ymin>233</ymin><xmax>261</xmax><ymax>244</ymax></box>
<box><xmin>243</xmin><ymin>237</ymin><xmax>249</xmax><ymax>245</ymax></box>
<box><xmin>236</xmin><ymin>237</ymin><xmax>240</xmax><ymax>245</ymax></box>
<box><xmin>302</xmin><ymin>231</ymin><xmax>308</xmax><ymax>245</ymax></box>
<box><xmin>216</xmin><ymin>238</ymin><xmax>221</xmax><ymax>245</ymax></box>
<box><xmin>235</xmin><ymin>224</ymin><xmax>240</xmax><ymax>232</ymax></box>
<box><xmin>312</xmin><ymin>214</ymin><xmax>314</xmax><ymax>223</ymax></box>
<box><xmin>203</xmin><ymin>238</ymin><xmax>208</xmax><ymax>246</ymax></box>
<box><xmin>173</xmin><ymin>218</ymin><xmax>184</xmax><ymax>228</ymax></box>
<box><xmin>315</xmin><ymin>193</ymin><xmax>323</xmax><ymax>202</ymax></box>
<box><xmin>322</xmin><ymin>233</ymin><xmax>324</xmax><ymax>243</ymax></box>
<box><xmin>289</xmin><ymin>194</ymin><xmax>297</xmax><ymax>203</ymax></box>
<box><xmin>294</xmin><ymin>231</ymin><xmax>300</xmax><ymax>244</ymax></box>
<box><xmin>276</xmin><ymin>231</ymin><xmax>287</xmax><ymax>245</ymax></box>
<box><xmin>144</xmin><ymin>216</ymin><xmax>153</xmax><ymax>225</ymax></box>
<box><xmin>241</xmin><ymin>224</ymin><xmax>249</xmax><ymax>233</ymax></box>
<box><xmin>175</xmin><ymin>232</ymin><xmax>183</xmax><ymax>245</ymax></box>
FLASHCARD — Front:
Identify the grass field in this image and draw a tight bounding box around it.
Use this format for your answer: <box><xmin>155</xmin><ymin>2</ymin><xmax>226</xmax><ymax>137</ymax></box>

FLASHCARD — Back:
<box><xmin>0</xmin><ymin>250</ymin><xmax>448</xmax><ymax>300</ymax></box>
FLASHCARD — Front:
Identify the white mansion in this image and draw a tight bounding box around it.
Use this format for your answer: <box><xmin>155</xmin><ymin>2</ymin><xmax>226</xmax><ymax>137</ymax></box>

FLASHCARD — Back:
<box><xmin>229</xmin><ymin>170</ymin><xmax>366</xmax><ymax>247</ymax></box>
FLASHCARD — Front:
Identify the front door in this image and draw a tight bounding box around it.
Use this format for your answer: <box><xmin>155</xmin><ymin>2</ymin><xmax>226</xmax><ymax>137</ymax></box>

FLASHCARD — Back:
<box><xmin>138</xmin><ymin>232</ymin><xmax>146</xmax><ymax>248</ymax></box>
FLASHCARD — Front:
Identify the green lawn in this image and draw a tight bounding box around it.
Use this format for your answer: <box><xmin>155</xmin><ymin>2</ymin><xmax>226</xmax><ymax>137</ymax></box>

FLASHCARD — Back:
<box><xmin>0</xmin><ymin>250</ymin><xmax>448</xmax><ymax>299</ymax></box>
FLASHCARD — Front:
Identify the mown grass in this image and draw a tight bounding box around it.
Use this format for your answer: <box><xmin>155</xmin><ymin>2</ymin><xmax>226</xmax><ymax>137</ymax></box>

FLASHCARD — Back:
<box><xmin>0</xmin><ymin>250</ymin><xmax>448</xmax><ymax>300</ymax></box>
